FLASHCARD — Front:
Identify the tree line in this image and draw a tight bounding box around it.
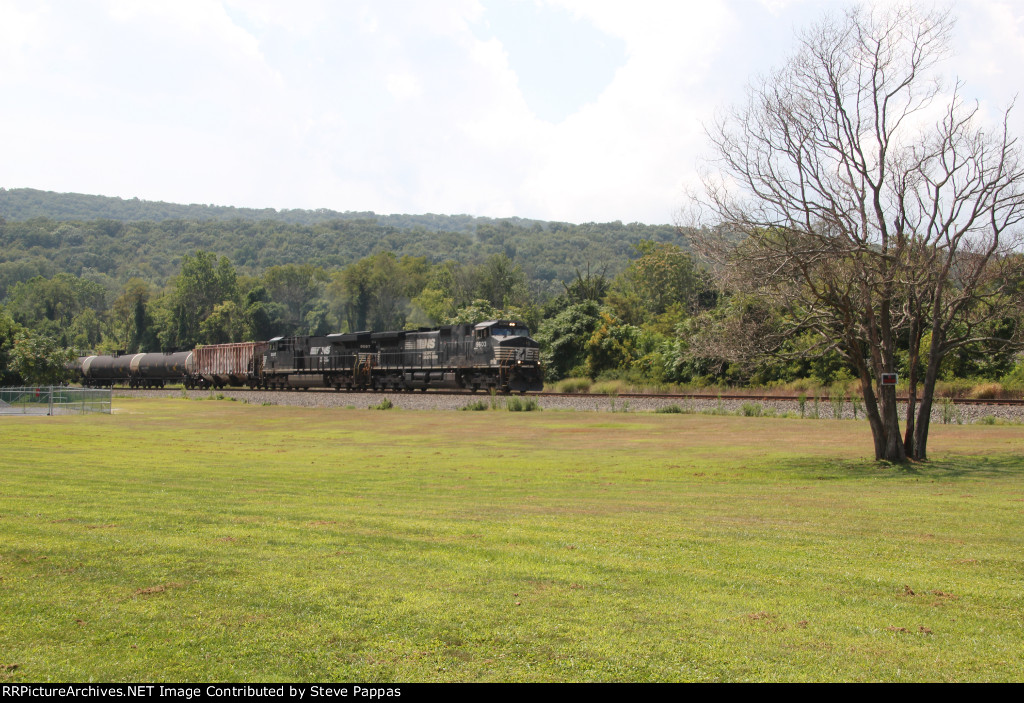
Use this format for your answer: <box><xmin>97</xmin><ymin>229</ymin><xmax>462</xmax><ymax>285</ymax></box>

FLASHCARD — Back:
<box><xmin>3</xmin><ymin>237</ymin><xmax>1020</xmax><ymax>396</ymax></box>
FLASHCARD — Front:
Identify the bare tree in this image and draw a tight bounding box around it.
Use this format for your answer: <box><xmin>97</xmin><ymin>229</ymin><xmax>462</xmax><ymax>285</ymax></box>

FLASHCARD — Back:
<box><xmin>690</xmin><ymin>4</ymin><xmax>1024</xmax><ymax>461</ymax></box>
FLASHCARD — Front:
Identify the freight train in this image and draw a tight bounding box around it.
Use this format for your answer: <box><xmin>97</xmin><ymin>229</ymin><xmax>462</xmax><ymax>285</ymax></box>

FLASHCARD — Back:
<box><xmin>78</xmin><ymin>320</ymin><xmax>544</xmax><ymax>394</ymax></box>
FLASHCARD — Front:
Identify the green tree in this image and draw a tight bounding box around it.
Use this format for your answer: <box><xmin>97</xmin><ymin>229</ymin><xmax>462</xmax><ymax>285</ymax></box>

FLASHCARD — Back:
<box><xmin>606</xmin><ymin>242</ymin><xmax>705</xmax><ymax>327</ymax></box>
<box><xmin>9</xmin><ymin>333</ymin><xmax>75</xmax><ymax>385</ymax></box>
<box><xmin>263</xmin><ymin>264</ymin><xmax>329</xmax><ymax>335</ymax></box>
<box><xmin>5</xmin><ymin>273</ymin><xmax>108</xmax><ymax>345</ymax></box>
<box><xmin>585</xmin><ymin>312</ymin><xmax>642</xmax><ymax>379</ymax></box>
<box><xmin>240</xmin><ymin>284</ymin><xmax>286</xmax><ymax>341</ymax></box>
<box><xmin>409</xmin><ymin>261</ymin><xmax>471</xmax><ymax>325</ymax></box>
<box><xmin>330</xmin><ymin>253</ymin><xmax>429</xmax><ymax>332</ymax></box>
<box><xmin>562</xmin><ymin>263</ymin><xmax>609</xmax><ymax>304</ymax></box>
<box><xmin>476</xmin><ymin>254</ymin><xmax>530</xmax><ymax>309</ymax></box>
<box><xmin>110</xmin><ymin>278</ymin><xmax>155</xmax><ymax>353</ymax></box>
<box><xmin>446</xmin><ymin>299</ymin><xmax>525</xmax><ymax>326</ymax></box>
<box><xmin>199</xmin><ymin>301</ymin><xmax>249</xmax><ymax>344</ymax></box>
<box><xmin>0</xmin><ymin>307</ymin><xmax>25</xmax><ymax>385</ymax></box>
<box><xmin>535</xmin><ymin>300</ymin><xmax>603</xmax><ymax>381</ymax></box>
<box><xmin>160</xmin><ymin>251</ymin><xmax>240</xmax><ymax>350</ymax></box>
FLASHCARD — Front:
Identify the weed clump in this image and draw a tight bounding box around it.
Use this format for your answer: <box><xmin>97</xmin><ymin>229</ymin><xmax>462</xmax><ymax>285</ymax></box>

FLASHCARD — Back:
<box><xmin>460</xmin><ymin>400</ymin><xmax>490</xmax><ymax>412</ymax></box>
<box><xmin>506</xmin><ymin>397</ymin><xmax>540</xmax><ymax>412</ymax></box>
<box><xmin>556</xmin><ymin>377</ymin><xmax>592</xmax><ymax>394</ymax></box>
<box><xmin>974</xmin><ymin>415</ymin><xmax>1018</xmax><ymax>425</ymax></box>
<box><xmin>370</xmin><ymin>397</ymin><xmax>395</xmax><ymax>410</ymax></box>
<box><xmin>969</xmin><ymin>383</ymin><xmax>1004</xmax><ymax>400</ymax></box>
<box><xmin>741</xmin><ymin>402</ymin><xmax>764</xmax><ymax>417</ymax></box>
<box><xmin>940</xmin><ymin>397</ymin><xmax>962</xmax><ymax>425</ymax></box>
<box><xmin>829</xmin><ymin>384</ymin><xmax>847</xmax><ymax>419</ymax></box>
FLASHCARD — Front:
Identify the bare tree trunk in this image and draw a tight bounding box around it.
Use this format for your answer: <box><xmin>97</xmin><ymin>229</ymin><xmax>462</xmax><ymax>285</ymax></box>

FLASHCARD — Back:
<box><xmin>859</xmin><ymin>374</ymin><xmax>887</xmax><ymax>460</ymax></box>
<box><xmin>903</xmin><ymin>313</ymin><xmax>921</xmax><ymax>459</ymax></box>
<box><xmin>913</xmin><ymin>329</ymin><xmax>945</xmax><ymax>461</ymax></box>
<box><xmin>857</xmin><ymin>364</ymin><xmax>905</xmax><ymax>462</ymax></box>
<box><xmin>878</xmin><ymin>384</ymin><xmax>907</xmax><ymax>462</ymax></box>
<box><xmin>914</xmin><ymin>366</ymin><xmax>939</xmax><ymax>461</ymax></box>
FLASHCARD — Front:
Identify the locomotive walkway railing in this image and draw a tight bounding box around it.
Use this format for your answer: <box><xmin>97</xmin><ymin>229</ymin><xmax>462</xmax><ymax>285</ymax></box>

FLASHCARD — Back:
<box><xmin>0</xmin><ymin>387</ymin><xmax>112</xmax><ymax>416</ymax></box>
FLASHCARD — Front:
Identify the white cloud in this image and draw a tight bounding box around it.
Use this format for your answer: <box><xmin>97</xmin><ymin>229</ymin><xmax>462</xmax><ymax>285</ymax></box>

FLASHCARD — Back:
<box><xmin>0</xmin><ymin>0</ymin><xmax>1021</xmax><ymax>225</ymax></box>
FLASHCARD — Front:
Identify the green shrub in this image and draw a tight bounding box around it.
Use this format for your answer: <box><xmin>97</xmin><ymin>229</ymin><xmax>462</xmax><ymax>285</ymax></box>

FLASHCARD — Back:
<box><xmin>592</xmin><ymin>380</ymin><xmax>627</xmax><ymax>397</ymax></box>
<box><xmin>655</xmin><ymin>404</ymin><xmax>685</xmax><ymax>414</ymax></box>
<box><xmin>460</xmin><ymin>400</ymin><xmax>490</xmax><ymax>411</ymax></box>
<box><xmin>556</xmin><ymin>377</ymin><xmax>592</xmax><ymax>394</ymax></box>
<box><xmin>370</xmin><ymin>397</ymin><xmax>395</xmax><ymax>410</ymax></box>
<box><xmin>506</xmin><ymin>397</ymin><xmax>540</xmax><ymax>412</ymax></box>
<box><xmin>940</xmin><ymin>397</ymin><xmax>961</xmax><ymax>425</ymax></box>
<box><xmin>969</xmin><ymin>383</ymin><xmax>1004</xmax><ymax>400</ymax></box>
<box><xmin>740</xmin><ymin>402</ymin><xmax>763</xmax><ymax>417</ymax></box>
<box><xmin>829</xmin><ymin>383</ymin><xmax>846</xmax><ymax>419</ymax></box>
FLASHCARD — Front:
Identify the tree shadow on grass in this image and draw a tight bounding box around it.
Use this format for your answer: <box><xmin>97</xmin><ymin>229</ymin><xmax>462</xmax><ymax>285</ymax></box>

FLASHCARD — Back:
<box><xmin>786</xmin><ymin>453</ymin><xmax>1024</xmax><ymax>481</ymax></box>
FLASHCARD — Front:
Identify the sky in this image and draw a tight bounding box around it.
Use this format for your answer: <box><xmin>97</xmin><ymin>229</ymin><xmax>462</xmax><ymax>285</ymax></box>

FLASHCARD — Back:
<box><xmin>1</xmin><ymin>0</ymin><xmax>1022</xmax><ymax>225</ymax></box>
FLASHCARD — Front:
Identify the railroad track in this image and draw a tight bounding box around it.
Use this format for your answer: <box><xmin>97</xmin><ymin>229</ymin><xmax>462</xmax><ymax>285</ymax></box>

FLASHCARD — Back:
<box><xmin>115</xmin><ymin>386</ymin><xmax>1024</xmax><ymax>406</ymax></box>
<box><xmin>543</xmin><ymin>392</ymin><xmax>1024</xmax><ymax>406</ymax></box>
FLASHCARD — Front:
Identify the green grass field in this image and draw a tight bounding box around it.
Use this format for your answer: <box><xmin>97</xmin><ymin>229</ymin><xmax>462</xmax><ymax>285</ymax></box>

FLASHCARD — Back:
<box><xmin>2</xmin><ymin>398</ymin><xmax>1022</xmax><ymax>682</ymax></box>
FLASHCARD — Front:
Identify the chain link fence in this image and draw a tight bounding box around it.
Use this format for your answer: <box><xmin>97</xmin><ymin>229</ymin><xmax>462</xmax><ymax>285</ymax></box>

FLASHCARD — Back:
<box><xmin>0</xmin><ymin>387</ymin><xmax>112</xmax><ymax>416</ymax></box>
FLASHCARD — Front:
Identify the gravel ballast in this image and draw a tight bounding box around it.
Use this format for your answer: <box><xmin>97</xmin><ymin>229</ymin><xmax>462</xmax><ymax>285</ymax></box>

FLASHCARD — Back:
<box><xmin>115</xmin><ymin>388</ymin><xmax>1024</xmax><ymax>424</ymax></box>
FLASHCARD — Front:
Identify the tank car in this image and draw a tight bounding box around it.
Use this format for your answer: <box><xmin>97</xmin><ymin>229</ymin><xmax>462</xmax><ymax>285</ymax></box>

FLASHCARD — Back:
<box><xmin>80</xmin><ymin>351</ymin><xmax>192</xmax><ymax>388</ymax></box>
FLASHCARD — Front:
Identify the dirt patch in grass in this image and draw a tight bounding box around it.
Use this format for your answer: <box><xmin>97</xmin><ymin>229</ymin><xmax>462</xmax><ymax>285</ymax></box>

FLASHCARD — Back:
<box><xmin>134</xmin><ymin>582</ymin><xmax>185</xmax><ymax>597</ymax></box>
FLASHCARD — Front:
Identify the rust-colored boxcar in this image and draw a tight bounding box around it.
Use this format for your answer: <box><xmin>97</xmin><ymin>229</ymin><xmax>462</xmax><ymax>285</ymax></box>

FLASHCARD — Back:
<box><xmin>189</xmin><ymin>342</ymin><xmax>268</xmax><ymax>389</ymax></box>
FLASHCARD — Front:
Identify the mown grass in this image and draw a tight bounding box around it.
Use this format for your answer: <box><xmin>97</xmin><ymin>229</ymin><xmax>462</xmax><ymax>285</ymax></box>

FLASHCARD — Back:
<box><xmin>1</xmin><ymin>398</ymin><xmax>1023</xmax><ymax>682</ymax></box>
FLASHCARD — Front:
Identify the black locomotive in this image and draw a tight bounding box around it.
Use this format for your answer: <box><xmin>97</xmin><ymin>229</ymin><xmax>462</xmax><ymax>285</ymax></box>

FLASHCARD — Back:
<box><xmin>263</xmin><ymin>319</ymin><xmax>542</xmax><ymax>393</ymax></box>
<box><xmin>79</xmin><ymin>319</ymin><xmax>544</xmax><ymax>394</ymax></box>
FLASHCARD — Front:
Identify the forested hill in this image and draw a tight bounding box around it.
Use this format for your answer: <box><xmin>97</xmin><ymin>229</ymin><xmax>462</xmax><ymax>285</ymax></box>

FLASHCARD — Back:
<box><xmin>0</xmin><ymin>188</ymin><xmax>689</xmax><ymax>295</ymax></box>
<box><xmin>0</xmin><ymin>187</ymin><xmax>549</xmax><ymax>231</ymax></box>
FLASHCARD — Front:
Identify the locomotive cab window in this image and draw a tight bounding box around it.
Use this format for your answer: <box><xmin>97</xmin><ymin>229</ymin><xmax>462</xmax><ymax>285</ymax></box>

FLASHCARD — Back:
<box><xmin>491</xmin><ymin>327</ymin><xmax>529</xmax><ymax>337</ymax></box>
